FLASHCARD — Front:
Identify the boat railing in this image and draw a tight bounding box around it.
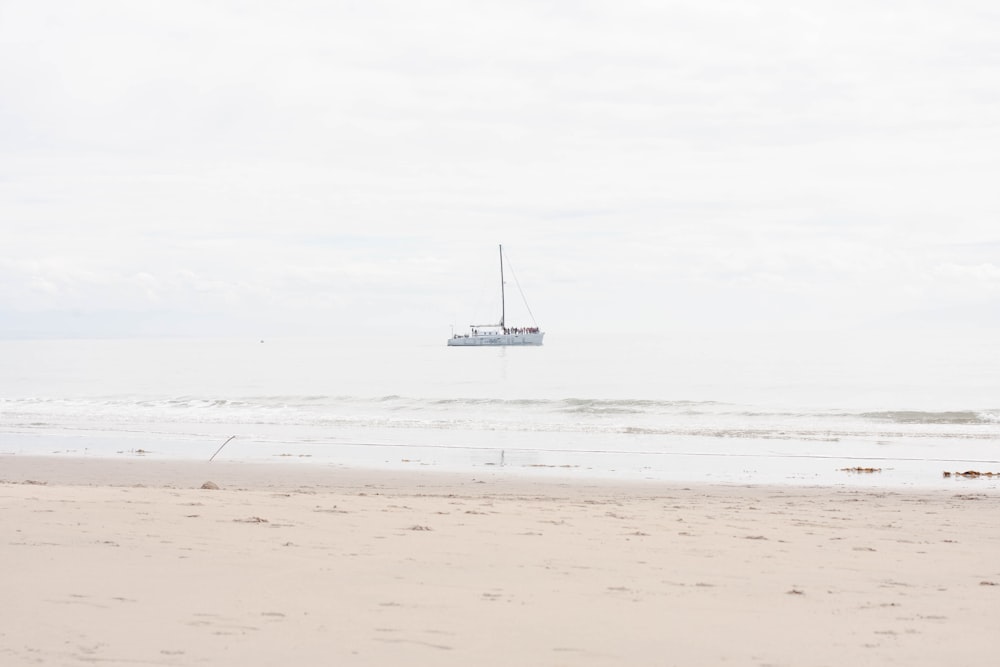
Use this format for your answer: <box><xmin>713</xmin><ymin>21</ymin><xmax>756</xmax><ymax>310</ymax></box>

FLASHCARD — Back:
<box><xmin>454</xmin><ymin>328</ymin><xmax>541</xmax><ymax>338</ymax></box>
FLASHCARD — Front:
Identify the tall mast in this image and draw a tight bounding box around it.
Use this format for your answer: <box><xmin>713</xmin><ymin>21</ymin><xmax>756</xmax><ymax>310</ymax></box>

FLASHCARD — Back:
<box><xmin>498</xmin><ymin>244</ymin><xmax>506</xmax><ymax>328</ymax></box>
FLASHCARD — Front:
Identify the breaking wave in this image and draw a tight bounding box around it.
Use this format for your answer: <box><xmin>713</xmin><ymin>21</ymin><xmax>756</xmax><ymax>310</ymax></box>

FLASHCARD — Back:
<box><xmin>3</xmin><ymin>395</ymin><xmax>998</xmax><ymax>419</ymax></box>
<box><xmin>860</xmin><ymin>410</ymin><xmax>1000</xmax><ymax>425</ymax></box>
<box><xmin>3</xmin><ymin>397</ymin><xmax>999</xmax><ymax>446</ymax></box>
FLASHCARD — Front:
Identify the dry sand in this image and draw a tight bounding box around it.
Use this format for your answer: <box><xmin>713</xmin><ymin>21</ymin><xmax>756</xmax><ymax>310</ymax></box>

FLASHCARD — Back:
<box><xmin>2</xmin><ymin>456</ymin><xmax>1000</xmax><ymax>666</ymax></box>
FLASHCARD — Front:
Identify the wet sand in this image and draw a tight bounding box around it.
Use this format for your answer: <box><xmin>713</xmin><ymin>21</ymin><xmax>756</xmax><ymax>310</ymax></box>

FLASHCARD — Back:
<box><xmin>2</xmin><ymin>455</ymin><xmax>1000</xmax><ymax>666</ymax></box>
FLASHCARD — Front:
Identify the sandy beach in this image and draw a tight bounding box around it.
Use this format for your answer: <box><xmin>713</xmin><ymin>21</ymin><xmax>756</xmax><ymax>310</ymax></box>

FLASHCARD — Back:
<box><xmin>3</xmin><ymin>456</ymin><xmax>1000</xmax><ymax>666</ymax></box>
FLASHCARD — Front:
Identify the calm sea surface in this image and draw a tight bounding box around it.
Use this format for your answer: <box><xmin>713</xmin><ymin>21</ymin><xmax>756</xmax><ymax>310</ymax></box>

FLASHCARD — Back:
<box><xmin>2</xmin><ymin>331</ymin><xmax>998</xmax><ymax>488</ymax></box>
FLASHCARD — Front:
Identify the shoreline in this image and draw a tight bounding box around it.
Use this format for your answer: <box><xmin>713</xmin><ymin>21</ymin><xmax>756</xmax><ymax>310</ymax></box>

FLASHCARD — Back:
<box><xmin>5</xmin><ymin>443</ymin><xmax>1000</xmax><ymax>491</ymax></box>
<box><xmin>4</xmin><ymin>452</ymin><xmax>1000</xmax><ymax>494</ymax></box>
<box><xmin>4</xmin><ymin>455</ymin><xmax>1000</xmax><ymax>665</ymax></box>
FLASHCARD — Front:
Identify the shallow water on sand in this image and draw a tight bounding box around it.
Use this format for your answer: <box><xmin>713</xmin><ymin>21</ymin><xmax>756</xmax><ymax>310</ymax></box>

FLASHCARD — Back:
<box><xmin>2</xmin><ymin>331</ymin><xmax>999</xmax><ymax>487</ymax></box>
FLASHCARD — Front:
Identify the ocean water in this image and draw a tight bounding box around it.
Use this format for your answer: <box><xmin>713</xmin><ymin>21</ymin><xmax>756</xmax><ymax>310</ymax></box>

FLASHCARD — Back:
<box><xmin>1</xmin><ymin>331</ymin><xmax>999</xmax><ymax>488</ymax></box>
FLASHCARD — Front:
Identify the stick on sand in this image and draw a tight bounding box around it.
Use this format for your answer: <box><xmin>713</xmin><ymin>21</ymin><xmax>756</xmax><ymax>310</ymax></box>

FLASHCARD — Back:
<box><xmin>209</xmin><ymin>435</ymin><xmax>237</xmax><ymax>462</ymax></box>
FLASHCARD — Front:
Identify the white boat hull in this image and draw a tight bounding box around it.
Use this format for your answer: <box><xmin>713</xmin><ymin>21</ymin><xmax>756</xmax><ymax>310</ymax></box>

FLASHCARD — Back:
<box><xmin>447</xmin><ymin>332</ymin><xmax>544</xmax><ymax>346</ymax></box>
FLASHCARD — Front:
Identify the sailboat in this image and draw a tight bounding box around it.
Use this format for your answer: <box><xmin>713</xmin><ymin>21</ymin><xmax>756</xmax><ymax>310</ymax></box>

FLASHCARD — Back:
<box><xmin>447</xmin><ymin>245</ymin><xmax>545</xmax><ymax>346</ymax></box>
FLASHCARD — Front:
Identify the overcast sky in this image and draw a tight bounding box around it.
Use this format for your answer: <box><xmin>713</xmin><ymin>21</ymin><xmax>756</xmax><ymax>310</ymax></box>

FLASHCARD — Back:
<box><xmin>2</xmin><ymin>1</ymin><xmax>998</xmax><ymax>339</ymax></box>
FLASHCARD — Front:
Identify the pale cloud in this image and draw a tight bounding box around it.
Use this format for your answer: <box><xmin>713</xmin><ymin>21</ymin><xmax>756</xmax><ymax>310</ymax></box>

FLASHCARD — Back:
<box><xmin>1</xmin><ymin>1</ymin><xmax>999</xmax><ymax>336</ymax></box>
<box><xmin>934</xmin><ymin>262</ymin><xmax>1000</xmax><ymax>290</ymax></box>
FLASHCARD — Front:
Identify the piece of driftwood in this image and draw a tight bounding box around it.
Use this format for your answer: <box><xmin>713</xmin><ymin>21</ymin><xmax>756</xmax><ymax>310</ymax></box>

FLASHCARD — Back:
<box><xmin>209</xmin><ymin>435</ymin><xmax>237</xmax><ymax>462</ymax></box>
